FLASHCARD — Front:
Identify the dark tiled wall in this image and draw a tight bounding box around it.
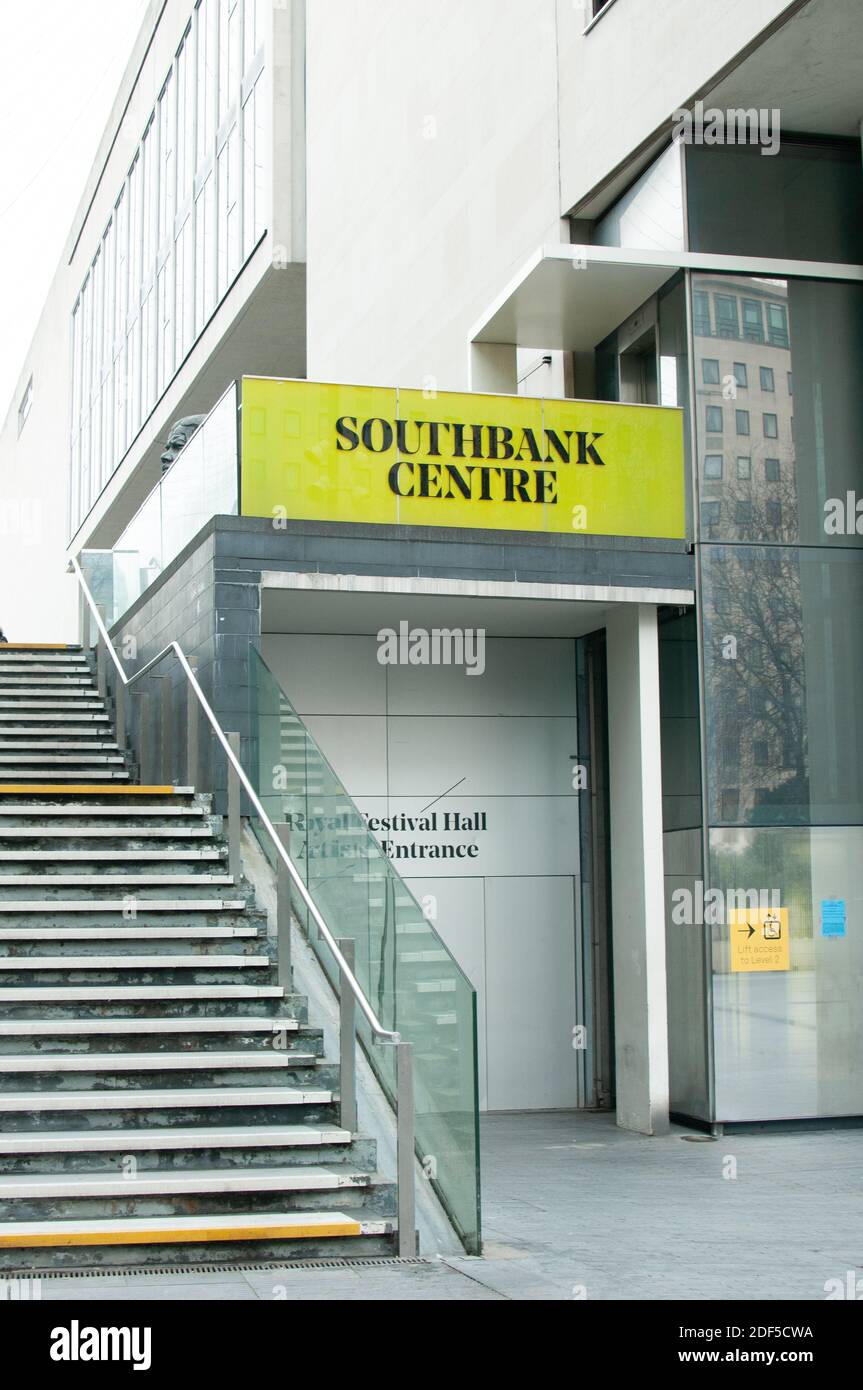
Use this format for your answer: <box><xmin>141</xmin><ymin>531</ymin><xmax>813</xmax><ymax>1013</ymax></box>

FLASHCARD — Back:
<box><xmin>110</xmin><ymin>515</ymin><xmax>694</xmax><ymax>808</ymax></box>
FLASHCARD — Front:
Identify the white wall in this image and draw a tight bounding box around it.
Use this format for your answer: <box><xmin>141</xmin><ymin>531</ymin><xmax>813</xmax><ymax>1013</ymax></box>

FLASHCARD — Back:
<box><xmin>261</xmin><ymin>630</ymin><xmax>582</xmax><ymax>1111</ymax></box>
<box><xmin>305</xmin><ymin>0</ymin><xmax>563</xmax><ymax>392</ymax></box>
<box><xmin>556</xmin><ymin>0</ymin><xmax>793</xmax><ymax>215</ymax></box>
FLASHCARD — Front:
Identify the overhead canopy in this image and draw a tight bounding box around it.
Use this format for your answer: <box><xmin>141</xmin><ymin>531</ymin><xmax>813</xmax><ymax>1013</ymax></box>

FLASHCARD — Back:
<box><xmin>470</xmin><ymin>244</ymin><xmax>682</xmax><ymax>353</ymax></box>
<box><xmin>469</xmin><ymin>242</ymin><xmax>863</xmax><ymax>354</ymax></box>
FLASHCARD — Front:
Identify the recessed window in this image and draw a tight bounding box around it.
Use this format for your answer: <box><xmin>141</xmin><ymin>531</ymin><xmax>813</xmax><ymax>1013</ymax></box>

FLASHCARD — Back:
<box><xmin>715</xmin><ymin>294</ymin><xmax>739</xmax><ymax>339</ymax></box>
<box><xmin>704</xmin><ymin>454</ymin><xmax>724</xmax><ymax>480</ymax></box>
<box><xmin>742</xmin><ymin>299</ymin><xmax>764</xmax><ymax>343</ymax></box>
<box><xmin>767</xmin><ymin>302</ymin><xmax>789</xmax><ymax>348</ymax></box>
<box><xmin>735</xmin><ymin>410</ymin><xmax>750</xmax><ymax>436</ymax></box>
<box><xmin>694</xmin><ymin>292</ymin><xmax>712</xmax><ymax>337</ymax></box>
<box><xmin>766</xmin><ymin>500</ymin><xmax>782</xmax><ymax>528</ymax></box>
<box><xmin>737</xmin><ymin>456</ymin><xmax>751</xmax><ymax>480</ymax></box>
<box><xmin>721</xmin><ymin>789</ymin><xmax>740</xmax><ymax>820</ymax></box>
<box><xmin>736</xmin><ymin>500</ymin><xmax>753</xmax><ymax>525</ymax></box>
<box><xmin>733</xmin><ymin>363</ymin><xmax>748</xmax><ymax>388</ymax></box>
<box><xmin>764</xmin><ymin>457</ymin><xmax>780</xmax><ymax>482</ymax></box>
<box><xmin>763</xmin><ymin>413</ymin><xmax>779</xmax><ymax>439</ymax></box>
<box><xmin>760</xmin><ymin>366</ymin><xmax>775</xmax><ymax>392</ymax></box>
<box><xmin>701</xmin><ymin>501</ymin><xmax>721</xmax><ymax>529</ymax></box>
<box><xmin>17</xmin><ymin>375</ymin><xmax>33</xmax><ymax>436</ymax></box>
<box><xmin>702</xmin><ymin>358</ymin><xmax>720</xmax><ymax>385</ymax></box>
<box><xmin>706</xmin><ymin>405</ymin><xmax>724</xmax><ymax>433</ymax></box>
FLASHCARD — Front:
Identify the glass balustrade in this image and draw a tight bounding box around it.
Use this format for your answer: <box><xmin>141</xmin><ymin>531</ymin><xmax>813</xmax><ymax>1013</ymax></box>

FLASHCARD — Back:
<box><xmin>248</xmin><ymin>644</ymin><xmax>481</xmax><ymax>1254</ymax></box>
<box><xmin>80</xmin><ymin>382</ymin><xmax>239</xmax><ymax>627</ymax></box>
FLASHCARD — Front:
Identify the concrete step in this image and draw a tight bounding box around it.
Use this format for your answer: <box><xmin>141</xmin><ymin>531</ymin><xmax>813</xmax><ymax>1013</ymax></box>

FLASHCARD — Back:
<box><xmin>0</xmin><ymin>849</ymin><xmax>223</xmax><ymax>862</ymax></box>
<box><xmin>0</xmin><ymin>741</ymin><xmax>120</xmax><ymax>751</ymax></box>
<box><xmin>0</xmin><ymin>898</ymin><xmax>246</xmax><ymax>912</ymax></box>
<box><xmin>0</xmin><ymin>690</ymin><xmax>100</xmax><ymax>700</ymax></box>
<box><xmin>0</xmin><ymin>754</ymin><xmax>125</xmax><ymax>765</ymax></box>
<box><xmin>0</xmin><ymin>772</ymin><xmax>131</xmax><ymax>783</ymax></box>
<box><xmin>0</xmin><ymin>703</ymin><xmax>106</xmax><ymax>711</ymax></box>
<box><xmin>0</xmin><ymin>667</ymin><xmax>92</xmax><ymax>676</ymax></box>
<box><xmin>0</xmin><ymin>1051</ymin><xmax>317</xmax><ymax>1074</ymax></box>
<box><xmin>0</xmin><ymin>1124</ymin><xmax>349</xmax><ymax>1155</ymax></box>
<box><xmin>0</xmin><ymin>954</ymin><xmax>270</xmax><ymax>971</ymax></box>
<box><xmin>0</xmin><ymin>677</ymin><xmax>94</xmax><ymax>687</ymax></box>
<box><xmin>0</xmin><ymin>1015</ymin><xmax>298</xmax><ymax>1037</ymax></box>
<box><xmin>0</xmin><ymin>874</ymin><xmax>235</xmax><ymax>886</ymax></box>
<box><xmin>0</xmin><ymin>926</ymin><xmax>256</xmax><ymax>942</ymax></box>
<box><xmin>0</xmin><ymin>787</ymin><xmax>195</xmax><ymax>798</ymax></box>
<box><xmin>0</xmin><ymin>733</ymin><xmax>114</xmax><ymax>745</ymax></box>
<box><xmin>0</xmin><ymin>1168</ymin><xmax>370</xmax><ymax>1204</ymax></box>
<box><xmin>0</xmin><ymin>1210</ymin><xmax>394</xmax><ymax>1253</ymax></box>
<box><xmin>1</xmin><ymin>984</ymin><xmax>284</xmax><ymax>1003</ymax></box>
<box><xmin>0</xmin><ymin>713</ymin><xmax>109</xmax><ymax>723</ymax></box>
<box><xmin>0</xmin><ymin>805</ymin><xmax>205</xmax><ymax>817</ymax></box>
<box><xmin>0</xmin><ymin>826</ymin><xmax>214</xmax><ymax>838</ymax></box>
<box><xmin>0</xmin><ymin>1086</ymin><xmax>334</xmax><ymax>1113</ymax></box>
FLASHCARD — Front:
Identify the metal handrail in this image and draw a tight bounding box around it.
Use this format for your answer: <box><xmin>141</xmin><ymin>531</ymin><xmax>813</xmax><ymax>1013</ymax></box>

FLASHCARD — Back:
<box><xmin>70</xmin><ymin>555</ymin><xmax>416</xmax><ymax>1254</ymax></box>
<box><xmin>70</xmin><ymin>557</ymin><xmax>397</xmax><ymax>1044</ymax></box>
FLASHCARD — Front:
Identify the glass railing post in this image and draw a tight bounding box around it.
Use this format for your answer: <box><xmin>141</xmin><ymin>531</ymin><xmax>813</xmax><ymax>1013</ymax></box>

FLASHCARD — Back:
<box><xmin>338</xmin><ymin>938</ymin><xmax>357</xmax><ymax>1133</ymax></box>
<box><xmin>396</xmin><ymin>1040</ymin><xmax>415</xmax><ymax>1257</ymax></box>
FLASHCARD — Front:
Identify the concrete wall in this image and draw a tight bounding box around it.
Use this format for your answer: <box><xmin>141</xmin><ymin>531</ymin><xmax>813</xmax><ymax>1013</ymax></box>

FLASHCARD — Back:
<box><xmin>305</xmin><ymin>0</ymin><xmax>563</xmax><ymax>391</ymax></box>
<box><xmin>556</xmin><ymin>0</ymin><xmax>794</xmax><ymax>216</ymax></box>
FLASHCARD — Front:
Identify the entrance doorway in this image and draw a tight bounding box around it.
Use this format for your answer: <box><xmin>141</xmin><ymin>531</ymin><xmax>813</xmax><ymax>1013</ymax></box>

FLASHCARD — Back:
<box><xmin>259</xmin><ymin>586</ymin><xmax>624</xmax><ymax>1115</ymax></box>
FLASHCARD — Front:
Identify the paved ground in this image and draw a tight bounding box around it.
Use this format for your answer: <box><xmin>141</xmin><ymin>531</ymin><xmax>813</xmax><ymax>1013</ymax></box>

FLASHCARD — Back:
<box><xmin>33</xmin><ymin>1111</ymin><xmax>863</xmax><ymax>1301</ymax></box>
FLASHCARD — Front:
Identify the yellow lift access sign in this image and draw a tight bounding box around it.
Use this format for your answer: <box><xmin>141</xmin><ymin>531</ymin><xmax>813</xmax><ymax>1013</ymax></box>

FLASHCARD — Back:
<box><xmin>729</xmin><ymin>907</ymin><xmax>790</xmax><ymax>973</ymax></box>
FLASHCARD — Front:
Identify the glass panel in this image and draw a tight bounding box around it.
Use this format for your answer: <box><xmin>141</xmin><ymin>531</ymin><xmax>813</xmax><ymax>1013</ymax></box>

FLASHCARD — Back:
<box><xmin>161</xmin><ymin>382</ymin><xmax>239</xmax><ymax>564</ymax></box>
<box><xmin>96</xmin><ymin>383</ymin><xmax>239</xmax><ymax>625</ymax></box>
<box><xmin>686</xmin><ymin>139</ymin><xmax>863</xmax><ymax>263</ymax></box>
<box><xmin>693</xmin><ymin>274</ymin><xmax>863</xmax><ymax>547</ymax></box>
<box><xmin>710</xmin><ymin>825</ymin><xmax>863</xmax><ymax>1121</ymax></box>
<box><xmin>701</xmin><ymin>545</ymin><xmax>863</xmax><ymax>826</ymax></box>
<box><xmin>248</xmin><ymin>646</ymin><xmax>481</xmax><ymax>1254</ymax></box>
<box><xmin>592</xmin><ymin>142</ymin><xmax>685</xmax><ymax>252</ymax></box>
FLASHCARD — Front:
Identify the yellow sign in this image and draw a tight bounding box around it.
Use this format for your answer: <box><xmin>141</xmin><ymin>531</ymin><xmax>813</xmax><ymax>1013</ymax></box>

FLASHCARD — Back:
<box><xmin>240</xmin><ymin>377</ymin><xmax>686</xmax><ymax>540</ymax></box>
<box><xmin>729</xmin><ymin>907</ymin><xmax>790</xmax><ymax>973</ymax></box>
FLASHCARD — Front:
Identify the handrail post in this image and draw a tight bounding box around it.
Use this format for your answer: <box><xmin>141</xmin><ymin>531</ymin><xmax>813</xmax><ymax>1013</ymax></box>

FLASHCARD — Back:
<box><xmin>96</xmin><ymin>632</ymin><xmax>107</xmax><ymax>700</ymax></box>
<box><xmin>186</xmin><ymin>656</ymin><xmax>198</xmax><ymax>788</ymax></box>
<box><xmin>396</xmin><ymin>1041</ymin><xmax>416</xmax><ymax>1256</ymax></box>
<box><xmin>276</xmin><ymin>823</ymin><xmax>293</xmax><ymax>988</ymax></box>
<box><xmin>137</xmin><ymin>691</ymin><xmax>151</xmax><ymax>785</ymax></box>
<box><xmin>115</xmin><ymin>675</ymin><xmax>126</xmax><ymax>753</ymax></box>
<box><xmin>227</xmin><ymin>732</ymin><xmax>242</xmax><ymax>883</ymax></box>
<box><xmin>338</xmin><ymin>938</ymin><xmax>357</xmax><ymax>1133</ymax></box>
<box><xmin>160</xmin><ymin>675</ymin><xmax>173</xmax><ymax>785</ymax></box>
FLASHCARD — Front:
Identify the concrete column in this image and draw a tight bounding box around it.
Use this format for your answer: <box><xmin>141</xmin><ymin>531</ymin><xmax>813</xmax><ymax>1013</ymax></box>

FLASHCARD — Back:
<box><xmin>606</xmin><ymin>604</ymin><xmax>670</xmax><ymax>1135</ymax></box>
<box><xmin>468</xmin><ymin>342</ymin><xmax>517</xmax><ymax>394</ymax></box>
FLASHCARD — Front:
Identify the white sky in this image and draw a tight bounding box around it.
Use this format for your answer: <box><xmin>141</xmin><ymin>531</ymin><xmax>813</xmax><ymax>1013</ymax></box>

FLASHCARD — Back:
<box><xmin>0</xmin><ymin>0</ymin><xmax>150</xmax><ymax>418</ymax></box>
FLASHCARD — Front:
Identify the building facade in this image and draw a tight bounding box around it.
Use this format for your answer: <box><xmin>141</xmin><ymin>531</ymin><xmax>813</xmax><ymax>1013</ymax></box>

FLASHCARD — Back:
<box><xmin>1</xmin><ymin>0</ymin><xmax>862</xmax><ymax>1140</ymax></box>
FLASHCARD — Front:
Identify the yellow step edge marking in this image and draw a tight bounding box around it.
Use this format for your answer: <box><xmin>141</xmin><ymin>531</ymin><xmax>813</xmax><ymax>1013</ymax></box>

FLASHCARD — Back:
<box><xmin>0</xmin><ymin>786</ymin><xmax>177</xmax><ymax>796</ymax></box>
<box><xmin>0</xmin><ymin>644</ymin><xmax>78</xmax><ymax>651</ymax></box>
<box><xmin>0</xmin><ymin>1220</ymin><xmax>364</xmax><ymax>1248</ymax></box>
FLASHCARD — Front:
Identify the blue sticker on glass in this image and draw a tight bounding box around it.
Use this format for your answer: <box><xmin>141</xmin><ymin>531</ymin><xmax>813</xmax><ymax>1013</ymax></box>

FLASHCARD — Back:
<box><xmin>821</xmin><ymin>900</ymin><xmax>846</xmax><ymax>938</ymax></box>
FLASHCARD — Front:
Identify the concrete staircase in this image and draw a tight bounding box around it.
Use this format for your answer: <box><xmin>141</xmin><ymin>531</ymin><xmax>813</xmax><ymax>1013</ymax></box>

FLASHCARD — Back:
<box><xmin>0</xmin><ymin>645</ymin><xmax>398</xmax><ymax>1270</ymax></box>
